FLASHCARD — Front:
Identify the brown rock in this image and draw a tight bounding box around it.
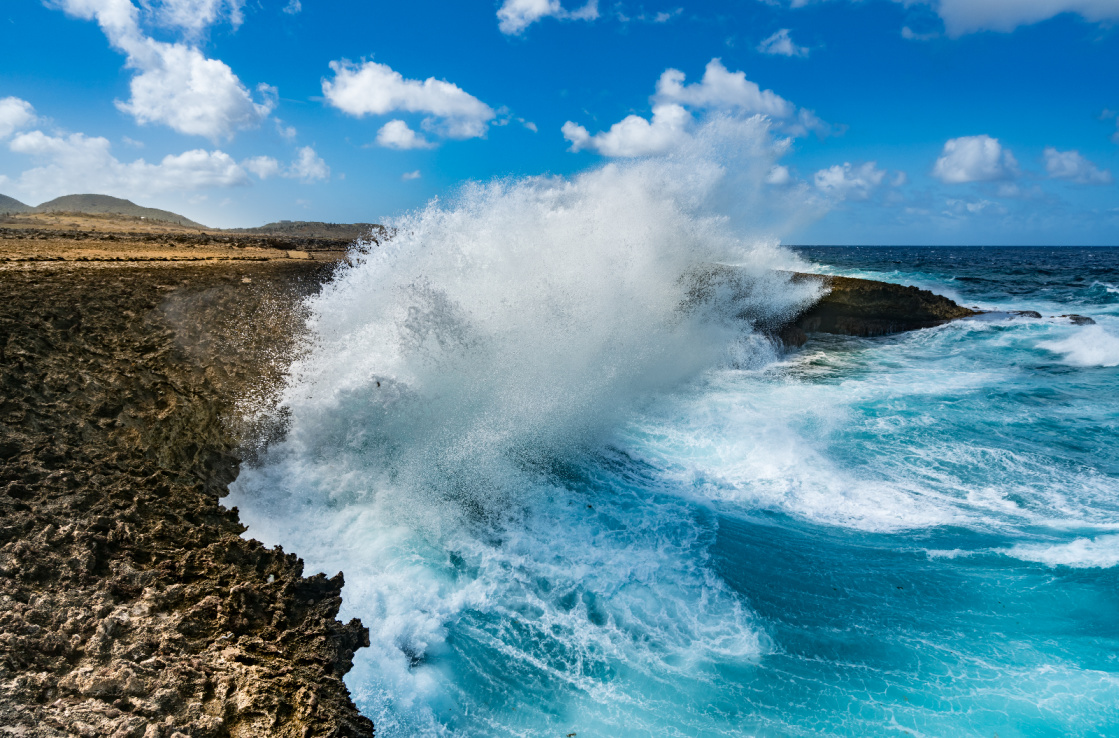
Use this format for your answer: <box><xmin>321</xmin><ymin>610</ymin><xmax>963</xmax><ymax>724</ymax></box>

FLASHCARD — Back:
<box><xmin>789</xmin><ymin>273</ymin><xmax>979</xmax><ymax>338</ymax></box>
<box><xmin>0</xmin><ymin>262</ymin><xmax>372</xmax><ymax>736</ymax></box>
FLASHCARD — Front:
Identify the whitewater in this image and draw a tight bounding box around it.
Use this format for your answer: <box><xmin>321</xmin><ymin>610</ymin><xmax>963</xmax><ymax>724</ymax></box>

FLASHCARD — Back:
<box><xmin>228</xmin><ymin>123</ymin><xmax>1119</xmax><ymax>736</ymax></box>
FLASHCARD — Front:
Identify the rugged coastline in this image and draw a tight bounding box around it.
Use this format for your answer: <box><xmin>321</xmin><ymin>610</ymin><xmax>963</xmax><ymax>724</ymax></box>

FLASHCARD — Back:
<box><xmin>0</xmin><ymin>216</ymin><xmax>999</xmax><ymax>736</ymax></box>
<box><xmin>0</xmin><ymin>228</ymin><xmax>374</xmax><ymax>736</ymax></box>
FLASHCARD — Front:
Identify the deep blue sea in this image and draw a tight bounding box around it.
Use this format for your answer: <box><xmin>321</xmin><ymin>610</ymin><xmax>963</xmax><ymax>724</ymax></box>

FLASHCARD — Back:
<box><xmin>230</xmin><ymin>178</ymin><xmax>1119</xmax><ymax>738</ymax></box>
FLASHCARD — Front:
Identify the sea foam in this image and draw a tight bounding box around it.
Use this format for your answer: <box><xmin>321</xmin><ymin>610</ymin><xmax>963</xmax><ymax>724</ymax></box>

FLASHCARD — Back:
<box><xmin>1003</xmin><ymin>534</ymin><xmax>1119</xmax><ymax>568</ymax></box>
<box><xmin>1039</xmin><ymin>324</ymin><xmax>1119</xmax><ymax>367</ymax></box>
<box><xmin>229</xmin><ymin>117</ymin><xmax>823</xmax><ymax>735</ymax></box>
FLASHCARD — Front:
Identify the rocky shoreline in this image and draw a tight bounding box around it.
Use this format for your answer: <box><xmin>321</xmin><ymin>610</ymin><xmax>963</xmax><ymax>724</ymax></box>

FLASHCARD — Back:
<box><xmin>0</xmin><ymin>259</ymin><xmax>373</xmax><ymax>737</ymax></box>
<box><xmin>0</xmin><ymin>219</ymin><xmax>1023</xmax><ymax>736</ymax></box>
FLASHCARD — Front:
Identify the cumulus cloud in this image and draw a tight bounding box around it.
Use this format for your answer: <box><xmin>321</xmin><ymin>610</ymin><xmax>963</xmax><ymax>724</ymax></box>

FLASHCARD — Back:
<box><xmin>932</xmin><ymin>135</ymin><xmax>1018</xmax><ymax>183</ymax></box>
<box><xmin>53</xmin><ymin>0</ymin><xmax>273</xmax><ymax>141</ymax></box>
<box><xmin>6</xmin><ymin>126</ymin><xmax>328</xmax><ymax>200</ymax></box>
<box><xmin>654</xmin><ymin>58</ymin><xmax>829</xmax><ymax>136</ymax></box>
<box><xmin>375</xmin><ymin>119</ymin><xmax>436</xmax><ymax>150</ymax></box>
<box><xmin>323</xmin><ymin>59</ymin><xmax>495</xmax><ymax>141</ymax></box>
<box><xmin>814</xmin><ymin>161</ymin><xmax>887</xmax><ymax>200</ymax></box>
<box><xmin>562</xmin><ymin>104</ymin><xmax>691</xmax><ymax>157</ymax></box>
<box><xmin>757</xmin><ymin>29</ymin><xmax>809</xmax><ymax>57</ymax></box>
<box><xmin>0</xmin><ymin>97</ymin><xmax>37</xmax><ymax>139</ymax></box>
<box><xmin>243</xmin><ymin>155</ymin><xmax>281</xmax><ymax>179</ymax></box>
<box><xmin>283</xmin><ymin>0</ymin><xmax>301</xmax><ymax>14</ymax></box>
<box><xmin>242</xmin><ymin>147</ymin><xmax>328</xmax><ymax>182</ymax></box>
<box><xmin>6</xmin><ymin>129</ymin><xmax>250</xmax><ymax>200</ymax></box>
<box><xmin>563</xmin><ymin>58</ymin><xmax>830</xmax><ymax>158</ymax></box>
<box><xmin>288</xmin><ymin>146</ymin><xmax>329</xmax><ymax>182</ymax></box>
<box><xmin>655</xmin><ymin>59</ymin><xmax>794</xmax><ymax>117</ymax></box>
<box><xmin>118</xmin><ymin>45</ymin><xmax>275</xmax><ymax>140</ymax></box>
<box><xmin>1043</xmin><ymin>147</ymin><xmax>1113</xmax><ymax>184</ymax></box>
<box><xmin>497</xmin><ymin>0</ymin><xmax>599</xmax><ymax>35</ymax></box>
<box><xmin>144</xmin><ymin>0</ymin><xmax>245</xmax><ymax>36</ymax></box>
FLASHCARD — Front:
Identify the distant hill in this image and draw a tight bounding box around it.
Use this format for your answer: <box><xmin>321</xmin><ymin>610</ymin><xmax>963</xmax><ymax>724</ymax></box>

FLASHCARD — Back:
<box><xmin>0</xmin><ymin>194</ymin><xmax>32</xmax><ymax>215</ymax></box>
<box><xmin>227</xmin><ymin>220</ymin><xmax>383</xmax><ymax>241</ymax></box>
<box><xmin>33</xmin><ymin>194</ymin><xmax>205</xmax><ymax>228</ymax></box>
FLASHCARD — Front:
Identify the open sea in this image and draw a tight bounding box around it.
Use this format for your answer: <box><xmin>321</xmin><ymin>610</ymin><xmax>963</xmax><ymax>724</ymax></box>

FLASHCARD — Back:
<box><xmin>228</xmin><ymin>162</ymin><xmax>1119</xmax><ymax>737</ymax></box>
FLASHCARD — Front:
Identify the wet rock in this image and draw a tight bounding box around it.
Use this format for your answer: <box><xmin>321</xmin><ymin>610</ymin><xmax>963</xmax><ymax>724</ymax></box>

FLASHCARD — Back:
<box><xmin>1060</xmin><ymin>314</ymin><xmax>1096</xmax><ymax>325</ymax></box>
<box><xmin>788</xmin><ymin>273</ymin><xmax>978</xmax><ymax>338</ymax></box>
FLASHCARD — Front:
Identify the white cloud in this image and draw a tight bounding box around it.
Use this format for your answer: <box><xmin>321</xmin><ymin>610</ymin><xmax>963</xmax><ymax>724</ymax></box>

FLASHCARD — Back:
<box><xmin>523</xmin><ymin>120</ymin><xmax>539</xmax><ymax>132</ymax></box>
<box><xmin>784</xmin><ymin>0</ymin><xmax>1119</xmax><ymax>36</ymax></box>
<box><xmin>496</xmin><ymin>0</ymin><xmax>599</xmax><ymax>35</ymax></box>
<box><xmin>0</xmin><ymin>97</ymin><xmax>36</xmax><ymax>139</ymax></box>
<box><xmin>1043</xmin><ymin>147</ymin><xmax>1113</xmax><ymax>184</ymax></box>
<box><xmin>118</xmin><ymin>44</ymin><xmax>275</xmax><ymax>140</ymax></box>
<box><xmin>944</xmin><ymin>197</ymin><xmax>1007</xmax><ymax>216</ymax></box>
<box><xmin>275</xmin><ymin>119</ymin><xmax>297</xmax><ymax>140</ymax></box>
<box><xmin>928</xmin><ymin>0</ymin><xmax>1119</xmax><ymax>36</ymax></box>
<box><xmin>655</xmin><ymin>59</ymin><xmax>794</xmax><ymax>118</ymax></box>
<box><xmin>757</xmin><ymin>29</ymin><xmax>809</xmax><ymax>57</ymax></box>
<box><xmin>283</xmin><ymin>0</ymin><xmax>301</xmax><ymax>14</ymax></box>
<box><xmin>53</xmin><ymin>0</ymin><xmax>272</xmax><ymax>141</ymax></box>
<box><xmin>243</xmin><ymin>155</ymin><xmax>281</xmax><ymax>179</ymax></box>
<box><xmin>814</xmin><ymin>161</ymin><xmax>887</xmax><ymax>200</ymax></box>
<box><xmin>145</xmin><ymin>0</ymin><xmax>245</xmax><ymax>36</ymax></box>
<box><xmin>6</xmin><ymin>125</ymin><xmax>328</xmax><ymax>201</ymax></box>
<box><xmin>932</xmin><ymin>135</ymin><xmax>1018</xmax><ymax>183</ymax></box>
<box><xmin>243</xmin><ymin>147</ymin><xmax>328</xmax><ymax>182</ymax></box>
<box><xmin>565</xmin><ymin>63</ymin><xmax>818</xmax><ymax>158</ymax></box>
<box><xmin>766</xmin><ymin>164</ymin><xmax>792</xmax><ymax>185</ymax></box>
<box><xmin>402</xmin><ymin>170</ymin><xmax>422</xmax><ymax>181</ymax></box>
<box><xmin>323</xmin><ymin>59</ymin><xmax>495</xmax><ymax>141</ymax></box>
<box><xmin>7</xmin><ymin>129</ymin><xmax>250</xmax><ymax>200</ymax></box>
<box><xmin>653</xmin><ymin>8</ymin><xmax>683</xmax><ymax>22</ymax></box>
<box><xmin>288</xmin><ymin>146</ymin><xmax>329</xmax><ymax>182</ymax></box>
<box><xmin>563</xmin><ymin>58</ymin><xmax>831</xmax><ymax>159</ymax></box>
<box><xmin>375</xmin><ymin>119</ymin><xmax>436</xmax><ymax>150</ymax></box>
<box><xmin>618</xmin><ymin>7</ymin><xmax>683</xmax><ymax>23</ymax></box>
<box><xmin>562</xmin><ymin>103</ymin><xmax>691</xmax><ymax>157</ymax></box>
<box><xmin>654</xmin><ymin>58</ymin><xmax>829</xmax><ymax>136</ymax></box>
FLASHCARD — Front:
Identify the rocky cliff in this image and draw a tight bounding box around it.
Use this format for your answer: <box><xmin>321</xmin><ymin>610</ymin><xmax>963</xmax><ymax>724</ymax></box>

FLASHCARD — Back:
<box><xmin>0</xmin><ymin>262</ymin><xmax>373</xmax><ymax>737</ymax></box>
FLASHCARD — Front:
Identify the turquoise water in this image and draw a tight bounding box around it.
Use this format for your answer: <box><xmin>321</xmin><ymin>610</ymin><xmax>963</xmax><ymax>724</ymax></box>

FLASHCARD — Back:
<box><xmin>230</xmin><ymin>214</ymin><xmax>1119</xmax><ymax>734</ymax></box>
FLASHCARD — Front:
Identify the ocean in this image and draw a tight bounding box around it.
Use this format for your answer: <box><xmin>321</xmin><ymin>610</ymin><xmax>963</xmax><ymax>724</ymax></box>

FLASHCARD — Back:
<box><xmin>228</xmin><ymin>163</ymin><xmax>1119</xmax><ymax>736</ymax></box>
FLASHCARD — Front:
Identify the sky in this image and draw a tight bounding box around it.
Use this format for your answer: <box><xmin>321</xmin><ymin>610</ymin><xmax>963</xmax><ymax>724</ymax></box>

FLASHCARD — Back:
<box><xmin>1</xmin><ymin>0</ymin><xmax>1118</xmax><ymax>244</ymax></box>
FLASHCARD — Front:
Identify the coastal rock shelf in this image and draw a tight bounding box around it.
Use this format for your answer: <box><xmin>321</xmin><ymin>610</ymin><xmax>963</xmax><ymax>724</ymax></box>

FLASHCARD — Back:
<box><xmin>0</xmin><ymin>263</ymin><xmax>373</xmax><ymax>737</ymax></box>
<box><xmin>790</xmin><ymin>273</ymin><xmax>979</xmax><ymax>337</ymax></box>
<box><xmin>778</xmin><ymin>273</ymin><xmax>1093</xmax><ymax>345</ymax></box>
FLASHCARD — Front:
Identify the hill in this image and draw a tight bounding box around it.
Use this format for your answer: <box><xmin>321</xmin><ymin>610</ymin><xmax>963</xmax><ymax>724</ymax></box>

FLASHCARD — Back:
<box><xmin>0</xmin><ymin>194</ymin><xmax>32</xmax><ymax>215</ymax></box>
<box><xmin>34</xmin><ymin>194</ymin><xmax>206</xmax><ymax>228</ymax></box>
<box><xmin>227</xmin><ymin>220</ymin><xmax>383</xmax><ymax>241</ymax></box>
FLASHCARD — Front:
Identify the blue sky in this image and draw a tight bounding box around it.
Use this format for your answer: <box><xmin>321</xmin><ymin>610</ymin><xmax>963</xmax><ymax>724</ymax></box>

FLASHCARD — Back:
<box><xmin>1</xmin><ymin>0</ymin><xmax>1118</xmax><ymax>243</ymax></box>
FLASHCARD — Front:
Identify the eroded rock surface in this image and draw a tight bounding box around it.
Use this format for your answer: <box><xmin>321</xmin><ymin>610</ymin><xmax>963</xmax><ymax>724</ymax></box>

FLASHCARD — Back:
<box><xmin>0</xmin><ymin>263</ymin><xmax>373</xmax><ymax>737</ymax></box>
<box><xmin>789</xmin><ymin>273</ymin><xmax>979</xmax><ymax>340</ymax></box>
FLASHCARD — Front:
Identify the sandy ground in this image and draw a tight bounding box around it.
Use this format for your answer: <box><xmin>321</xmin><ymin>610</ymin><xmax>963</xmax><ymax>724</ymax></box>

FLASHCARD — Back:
<box><xmin>0</xmin><ymin>212</ymin><xmax>352</xmax><ymax>266</ymax></box>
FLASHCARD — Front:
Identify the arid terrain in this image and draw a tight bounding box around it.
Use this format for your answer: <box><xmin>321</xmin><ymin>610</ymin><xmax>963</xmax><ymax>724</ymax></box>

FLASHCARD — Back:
<box><xmin>0</xmin><ymin>215</ymin><xmax>375</xmax><ymax>737</ymax></box>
